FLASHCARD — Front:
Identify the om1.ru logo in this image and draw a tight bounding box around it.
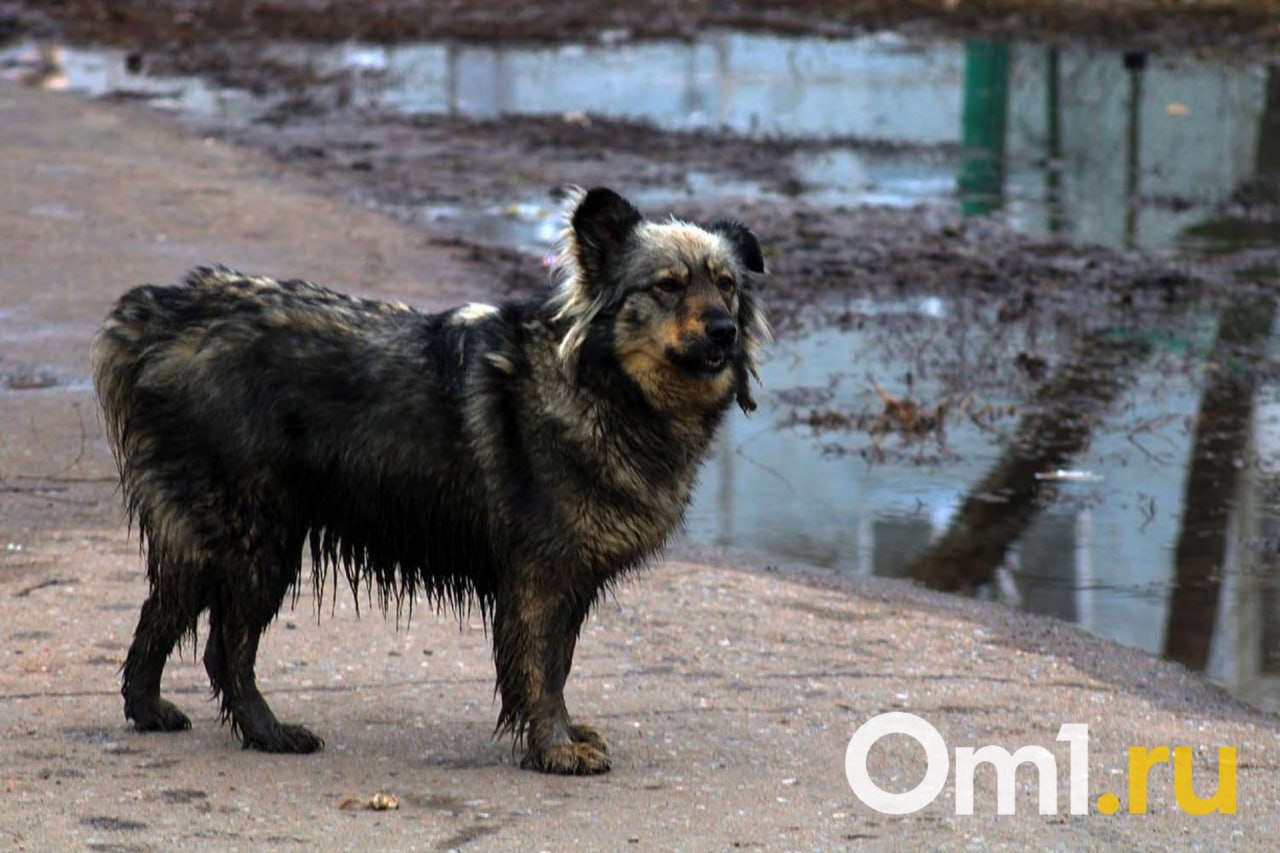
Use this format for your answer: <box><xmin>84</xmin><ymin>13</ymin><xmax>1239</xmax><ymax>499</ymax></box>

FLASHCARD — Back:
<box><xmin>845</xmin><ymin>712</ymin><xmax>1237</xmax><ymax>816</ymax></box>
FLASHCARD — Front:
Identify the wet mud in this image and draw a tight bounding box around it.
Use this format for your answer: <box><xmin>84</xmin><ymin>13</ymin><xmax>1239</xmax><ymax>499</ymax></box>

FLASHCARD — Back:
<box><xmin>11</xmin><ymin>0</ymin><xmax>1280</xmax><ymax>58</ymax></box>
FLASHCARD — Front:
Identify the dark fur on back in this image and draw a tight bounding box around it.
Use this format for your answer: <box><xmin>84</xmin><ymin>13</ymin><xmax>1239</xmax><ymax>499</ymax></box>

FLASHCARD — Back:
<box><xmin>93</xmin><ymin>187</ymin><xmax>768</xmax><ymax>773</ymax></box>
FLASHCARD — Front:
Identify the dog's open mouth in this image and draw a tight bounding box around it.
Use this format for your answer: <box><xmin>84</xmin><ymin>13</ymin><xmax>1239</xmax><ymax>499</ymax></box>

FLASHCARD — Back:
<box><xmin>701</xmin><ymin>349</ymin><xmax>728</xmax><ymax>372</ymax></box>
<box><xmin>669</xmin><ymin>346</ymin><xmax>731</xmax><ymax>378</ymax></box>
<box><xmin>665</xmin><ymin>343</ymin><xmax>734</xmax><ymax>379</ymax></box>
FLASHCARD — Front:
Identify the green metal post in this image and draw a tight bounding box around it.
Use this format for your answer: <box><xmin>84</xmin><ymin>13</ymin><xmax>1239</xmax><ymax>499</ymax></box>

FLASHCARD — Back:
<box><xmin>958</xmin><ymin>40</ymin><xmax>1012</xmax><ymax>216</ymax></box>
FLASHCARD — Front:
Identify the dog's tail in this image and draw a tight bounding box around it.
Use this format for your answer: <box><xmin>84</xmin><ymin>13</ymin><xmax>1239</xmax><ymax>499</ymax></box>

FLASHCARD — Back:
<box><xmin>92</xmin><ymin>266</ymin><xmax>239</xmax><ymax>462</ymax></box>
<box><xmin>94</xmin><ymin>288</ymin><xmax>159</xmax><ymax>462</ymax></box>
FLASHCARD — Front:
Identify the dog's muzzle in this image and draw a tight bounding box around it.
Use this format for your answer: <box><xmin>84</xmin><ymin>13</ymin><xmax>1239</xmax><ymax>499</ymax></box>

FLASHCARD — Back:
<box><xmin>676</xmin><ymin>318</ymin><xmax>735</xmax><ymax>376</ymax></box>
<box><xmin>701</xmin><ymin>316</ymin><xmax>737</xmax><ymax>372</ymax></box>
<box><xmin>666</xmin><ymin>314</ymin><xmax>737</xmax><ymax>378</ymax></box>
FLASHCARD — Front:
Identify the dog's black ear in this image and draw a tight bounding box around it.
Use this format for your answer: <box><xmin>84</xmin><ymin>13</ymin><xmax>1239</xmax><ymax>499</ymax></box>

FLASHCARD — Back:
<box><xmin>572</xmin><ymin>188</ymin><xmax>643</xmax><ymax>278</ymax></box>
<box><xmin>712</xmin><ymin>219</ymin><xmax>765</xmax><ymax>274</ymax></box>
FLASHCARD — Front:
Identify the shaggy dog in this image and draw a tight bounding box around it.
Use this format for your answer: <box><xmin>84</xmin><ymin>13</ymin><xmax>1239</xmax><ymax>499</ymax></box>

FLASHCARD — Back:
<box><xmin>93</xmin><ymin>186</ymin><xmax>768</xmax><ymax>774</ymax></box>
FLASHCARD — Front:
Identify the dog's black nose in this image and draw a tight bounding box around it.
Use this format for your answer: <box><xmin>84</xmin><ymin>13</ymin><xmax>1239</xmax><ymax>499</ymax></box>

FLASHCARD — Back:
<box><xmin>707</xmin><ymin>318</ymin><xmax>737</xmax><ymax>347</ymax></box>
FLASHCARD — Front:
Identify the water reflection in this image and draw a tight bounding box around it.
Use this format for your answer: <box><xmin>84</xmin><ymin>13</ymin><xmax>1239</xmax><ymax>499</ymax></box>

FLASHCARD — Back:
<box><xmin>0</xmin><ymin>39</ymin><xmax>272</xmax><ymax>120</ymax></box>
<box><xmin>1165</xmin><ymin>296</ymin><xmax>1277</xmax><ymax>671</ymax></box>
<box><xmin>686</xmin><ymin>304</ymin><xmax>1280</xmax><ymax>709</ymax></box>
<box><xmin>901</xmin><ymin>330</ymin><xmax>1152</xmax><ymax>594</ymax></box>
<box><xmin>364</xmin><ymin>35</ymin><xmax>1275</xmax><ymax>254</ymax></box>
<box><xmin>957</xmin><ymin>40</ymin><xmax>1011</xmax><ymax>215</ymax></box>
<box><xmin>325</xmin><ymin>33</ymin><xmax>1276</xmax><ymax>253</ymax></box>
<box><xmin>7</xmin><ymin>33</ymin><xmax>1280</xmax><ymax>253</ymax></box>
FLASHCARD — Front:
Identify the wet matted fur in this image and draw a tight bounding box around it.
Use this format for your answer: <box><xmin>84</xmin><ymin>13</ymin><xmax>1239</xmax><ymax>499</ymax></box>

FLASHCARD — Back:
<box><xmin>92</xmin><ymin>187</ymin><xmax>769</xmax><ymax>774</ymax></box>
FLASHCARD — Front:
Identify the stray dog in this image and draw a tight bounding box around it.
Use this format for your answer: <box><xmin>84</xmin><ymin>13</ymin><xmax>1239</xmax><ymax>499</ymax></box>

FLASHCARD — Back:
<box><xmin>93</xmin><ymin>187</ymin><xmax>768</xmax><ymax>774</ymax></box>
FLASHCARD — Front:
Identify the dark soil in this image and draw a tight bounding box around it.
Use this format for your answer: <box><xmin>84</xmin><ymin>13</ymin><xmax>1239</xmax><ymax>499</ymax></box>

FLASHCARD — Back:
<box><xmin>2</xmin><ymin>1</ymin><xmax>1278</xmax><ymax>108</ymax></box>
<box><xmin>11</xmin><ymin>0</ymin><xmax>1280</xmax><ymax>54</ymax></box>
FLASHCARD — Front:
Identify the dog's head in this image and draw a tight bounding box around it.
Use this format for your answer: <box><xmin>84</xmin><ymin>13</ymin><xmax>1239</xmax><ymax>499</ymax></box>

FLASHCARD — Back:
<box><xmin>551</xmin><ymin>187</ymin><xmax>770</xmax><ymax>415</ymax></box>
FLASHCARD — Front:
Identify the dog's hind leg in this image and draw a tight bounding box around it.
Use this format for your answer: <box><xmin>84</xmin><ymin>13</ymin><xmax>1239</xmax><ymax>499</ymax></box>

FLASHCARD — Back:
<box><xmin>203</xmin><ymin>557</ymin><xmax>323</xmax><ymax>754</ymax></box>
<box><xmin>122</xmin><ymin>585</ymin><xmax>201</xmax><ymax>732</ymax></box>
<box><xmin>494</xmin><ymin>583</ymin><xmax>609</xmax><ymax>775</ymax></box>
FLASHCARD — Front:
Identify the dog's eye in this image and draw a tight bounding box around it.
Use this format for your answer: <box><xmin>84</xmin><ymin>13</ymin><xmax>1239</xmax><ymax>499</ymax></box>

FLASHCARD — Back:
<box><xmin>654</xmin><ymin>277</ymin><xmax>682</xmax><ymax>294</ymax></box>
<box><xmin>716</xmin><ymin>275</ymin><xmax>735</xmax><ymax>293</ymax></box>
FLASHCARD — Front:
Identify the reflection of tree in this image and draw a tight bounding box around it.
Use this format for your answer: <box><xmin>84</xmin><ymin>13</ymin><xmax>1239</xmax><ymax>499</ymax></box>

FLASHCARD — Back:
<box><xmin>1044</xmin><ymin>47</ymin><xmax>1065</xmax><ymax>234</ymax></box>
<box><xmin>905</xmin><ymin>331</ymin><xmax>1150</xmax><ymax>593</ymax></box>
<box><xmin>1182</xmin><ymin>64</ymin><xmax>1280</xmax><ymax>250</ymax></box>
<box><xmin>1164</xmin><ymin>296</ymin><xmax>1276</xmax><ymax>671</ymax></box>
<box><xmin>1164</xmin><ymin>63</ymin><xmax>1280</xmax><ymax>671</ymax></box>
<box><xmin>1257</xmin><ymin>65</ymin><xmax>1280</xmax><ymax>177</ymax></box>
<box><xmin>1122</xmin><ymin>51</ymin><xmax>1146</xmax><ymax>249</ymax></box>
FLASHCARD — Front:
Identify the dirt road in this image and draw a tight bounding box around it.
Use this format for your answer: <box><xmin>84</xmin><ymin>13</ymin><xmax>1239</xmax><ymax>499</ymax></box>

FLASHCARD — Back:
<box><xmin>1</xmin><ymin>83</ymin><xmax>1277</xmax><ymax>851</ymax></box>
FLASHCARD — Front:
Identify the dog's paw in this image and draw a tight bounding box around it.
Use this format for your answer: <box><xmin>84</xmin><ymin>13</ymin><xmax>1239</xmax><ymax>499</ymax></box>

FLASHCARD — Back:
<box><xmin>569</xmin><ymin>723</ymin><xmax>609</xmax><ymax>755</ymax></box>
<box><xmin>242</xmin><ymin>723</ymin><xmax>325</xmax><ymax>754</ymax></box>
<box><xmin>127</xmin><ymin>698</ymin><xmax>192</xmax><ymax>733</ymax></box>
<box><xmin>521</xmin><ymin>742</ymin><xmax>612</xmax><ymax>775</ymax></box>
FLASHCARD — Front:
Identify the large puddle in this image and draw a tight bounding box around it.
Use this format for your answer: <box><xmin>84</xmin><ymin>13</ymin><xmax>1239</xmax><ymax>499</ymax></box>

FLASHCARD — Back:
<box><xmin>5</xmin><ymin>31</ymin><xmax>1280</xmax><ymax>708</ymax></box>
<box><xmin>6</xmin><ymin>33</ymin><xmax>1280</xmax><ymax>254</ymax></box>
<box><xmin>279</xmin><ymin>34</ymin><xmax>1278</xmax><ymax>253</ymax></box>
<box><xmin>689</xmin><ymin>304</ymin><xmax>1280</xmax><ymax>710</ymax></box>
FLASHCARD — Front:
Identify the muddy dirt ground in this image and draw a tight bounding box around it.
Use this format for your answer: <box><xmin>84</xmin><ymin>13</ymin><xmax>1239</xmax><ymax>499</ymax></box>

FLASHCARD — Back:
<box><xmin>9</xmin><ymin>0</ymin><xmax>1280</xmax><ymax>55</ymax></box>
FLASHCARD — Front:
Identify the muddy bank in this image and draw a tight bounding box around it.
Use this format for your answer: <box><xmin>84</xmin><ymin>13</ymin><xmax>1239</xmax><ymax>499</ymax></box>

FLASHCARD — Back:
<box><xmin>11</xmin><ymin>0</ymin><xmax>1280</xmax><ymax>57</ymax></box>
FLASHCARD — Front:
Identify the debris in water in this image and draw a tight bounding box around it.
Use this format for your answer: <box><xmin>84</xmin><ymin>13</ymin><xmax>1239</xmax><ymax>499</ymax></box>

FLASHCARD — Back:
<box><xmin>1034</xmin><ymin>469</ymin><xmax>1103</xmax><ymax>483</ymax></box>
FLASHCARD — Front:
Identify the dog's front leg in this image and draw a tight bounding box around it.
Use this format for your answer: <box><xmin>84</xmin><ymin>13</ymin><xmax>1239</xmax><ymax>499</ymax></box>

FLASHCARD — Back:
<box><xmin>492</xmin><ymin>575</ymin><xmax>609</xmax><ymax>774</ymax></box>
